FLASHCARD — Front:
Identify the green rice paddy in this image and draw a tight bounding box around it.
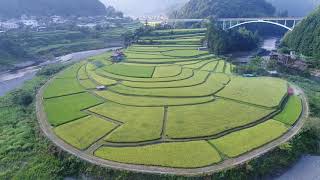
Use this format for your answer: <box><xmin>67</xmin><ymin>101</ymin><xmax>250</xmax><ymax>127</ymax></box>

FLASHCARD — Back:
<box><xmin>41</xmin><ymin>28</ymin><xmax>303</xmax><ymax>169</ymax></box>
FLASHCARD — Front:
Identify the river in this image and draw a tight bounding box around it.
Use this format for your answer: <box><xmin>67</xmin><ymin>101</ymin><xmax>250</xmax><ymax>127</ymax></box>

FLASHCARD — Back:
<box><xmin>275</xmin><ymin>155</ymin><xmax>320</xmax><ymax>180</ymax></box>
<box><xmin>230</xmin><ymin>36</ymin><xmax>279</xmax><ymax>64</ymax></box>
<box><xmin>0</xmin><ymin>47</ymin><xmax>120</xmax><ymax>96</ymax></box>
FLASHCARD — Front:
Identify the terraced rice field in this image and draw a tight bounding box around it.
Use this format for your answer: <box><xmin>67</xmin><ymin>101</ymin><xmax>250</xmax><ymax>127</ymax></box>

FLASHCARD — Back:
<box><xmin>41</xmin><ymin>28</ymin><xmax>304</xmax><ymax>171</ymax></box>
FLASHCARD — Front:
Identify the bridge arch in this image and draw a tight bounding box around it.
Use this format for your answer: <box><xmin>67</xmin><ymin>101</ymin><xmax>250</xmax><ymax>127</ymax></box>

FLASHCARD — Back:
<box><xmin>228</xmin><ymin>20</ymin><xmax>293</xmax><ymax>31</ymax></box>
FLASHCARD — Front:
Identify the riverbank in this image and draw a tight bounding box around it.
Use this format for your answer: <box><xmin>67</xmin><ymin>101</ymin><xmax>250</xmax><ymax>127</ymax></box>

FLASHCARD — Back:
<box><xmin>230</xmin><ymin>37</ymin><xmax>279</xmax><ymax>64</ymax></box>
<box><xmin>0</xmin><ymin>47</ymin><xmax>121</xmax><ymax>96</ymax></box>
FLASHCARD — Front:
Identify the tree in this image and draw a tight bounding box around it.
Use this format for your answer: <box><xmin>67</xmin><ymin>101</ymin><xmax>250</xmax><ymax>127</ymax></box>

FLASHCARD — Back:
<box><xmin>172</xmin><ymin>0</ymin><xmax>276</xmax><ymax>19</ymax></box>
<box><xmin>12</xmin><ymin>90</ymin><xmax>33</xmax><ymax>107</ymax></box>
<box><xmin>281</xmin><ymin>7</ymin><xmax>320</xmax><ymax>59</ymax></box>
<box><xmin>206</xmin><ymin>21</ymin><xmax>260</xmax><ymax>55</ymax></box>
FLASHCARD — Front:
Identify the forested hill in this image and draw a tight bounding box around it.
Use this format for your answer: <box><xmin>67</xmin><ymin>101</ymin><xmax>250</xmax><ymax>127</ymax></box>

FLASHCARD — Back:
<box><xmin>282</xmin><ymin>7</ymin><xmax>320</xmax><ymax>58</ymax></box>
<box><xmin>172</xmin><ymin>0</ymin><xmax>276</xmax><ymax>18</ymax></box>
<box><xmin>0</xmin><ymin>0</ymin><xmax>118</xmax><ymax>18</ymax></box>
<box><xmin>267</xmin><ymin>0</ymin><xmax>320</xmax><ymax>16</ymax></box>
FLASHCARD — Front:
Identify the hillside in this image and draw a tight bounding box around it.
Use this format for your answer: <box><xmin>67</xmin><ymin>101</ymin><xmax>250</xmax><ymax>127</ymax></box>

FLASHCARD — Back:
<box><xmin>282</xmin><ymin>7</ymin><xmax>320</xmax><ymax>58</ymax></box>
<box><xmin>267</xmin><ymin>0</ymin><xmax>320</xmax><ymax>16</ymax></box>
<box><xmin>172</xmin><ymin>0</ymin><xmax>276</xmax><ymax>18</ymax></box>
<box><xmin>0</xmin><ymin>0</ymin><xmax>116</xmax><ymax>18</ymax></box>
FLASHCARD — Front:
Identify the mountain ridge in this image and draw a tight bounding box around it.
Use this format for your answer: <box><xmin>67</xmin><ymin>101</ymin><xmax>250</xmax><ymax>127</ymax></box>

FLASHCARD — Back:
<box><xmin>172</xmin><ymin>0</ymin><xmax>276</xmax><ymax>19</ymax></box>
<box><xmin>0</xmin><ymin>0</ymin><xmax>120</xmax><ymax>18</ymax></box>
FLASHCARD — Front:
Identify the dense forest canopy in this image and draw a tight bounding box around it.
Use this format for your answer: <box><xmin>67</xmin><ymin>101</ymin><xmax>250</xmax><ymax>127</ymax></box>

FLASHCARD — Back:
<box><xmin>207</xmin><ymin>22</ymin><xmax>260</xmax><ymax>55</ymax></box>
<box><xmin>0</xmin><ymin>0</ymin><xmax>120</xmax><ymax>18</ymax></box>
<box><xmin>281</xmin><ymin>7</ymin><xmax>320</xmax><ymax>58</ymax></box>
<box><xmin>172</xmin><ymin>0</ymin><xmax>276</xmax><ymax>18</ymax></box>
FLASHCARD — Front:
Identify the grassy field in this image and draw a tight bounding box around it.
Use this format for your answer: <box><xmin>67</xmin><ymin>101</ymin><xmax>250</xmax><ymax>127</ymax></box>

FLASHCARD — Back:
<box><xmin>166</xmin><ymin>99</ymin><xmax>275</xmax><ymax>138</ymax></box>
<box><xmin>161</xmin><ymin>49</ymin><xmax>208</xmax><ymax>58</ymax></box>
<box><xmin>95</xmin><ymin>141</ymin><xmax>221</xmax><ymax>168</ymax></box>
<box><xmin>94</xmin><ymin>90</ymin><xmax>213</xmax><ymax>106</ymax></box>
<box><xmin>150</xmin><ymin>28</ymin><xmax>206</xmax><ymax>36</ymax></box>
<box><xmin>44</xmin><ymin>92</ymin><xmax>103</xmax><ymax>126</ymax></box>
<box><xmin>109</xmin><ymin>73</ymin><xmax>229</xmax><ymax>97</ymax></box>
<box><xmin>55</xmin><ymin>63</ymin><xmax>83</xmax><ymax>79</ymax></box>
<box><xmin>225</xmin><ymin>63</ymin><xmax>232</xmax><ymax>74</ymax></box>
<box><xmin>183</xmin><ymin>59</ymin><xmax>216</xmax><ymax>69</ymax></box>
<box><xmin>78</xmin><ymin>64</ymin><xmax>89</xmax><ymax>80</ymax></box>
<box><xmin>41</xmin><ymin>28</ymin><xmax>299</xmax><ymax>169</ymax></box>
<box><xmin>217</xmin><ymin>77</ymin><xmax>288</xmax><ymax>107</ymax></box>
<box><xmin>140</xmin><ymin>33</ymin><xmax>205</xmax><ymax>40</ymax></box>
<box><xmin>210</xmin><ymin>120</ymin><xmax>288</xmax><ymax>157</ymax></box>
<box><xmin>125</xmin><ymin>54</ymin><xmax>215</xmax><ymax>63</ymax></box>
<box><xmin>87</xmin><ymin>70</ymin><xmax>117</xmax><ymax>85</ymax></box>
<box><xmin>122</xmin><ymin>70</ymin><xmax>209</xmax><ymax>88</ymax></box>
<box><xmin>125</xmin><ymin>52</ymin><xmax>174</xmax><ymax>59</ymax></box>
<box><xmin>152</xmin><ymin>65</ymin><xmax>182</xmax><ymax>78</ymax></box>
<box><xmin>89</xmin><ymin>102</ymin><xmax>164</xmax><ymax>142</ymax></box>
<box><xmin>97</xmin><ymin>68</ymin><xmax>194</xmax><ymax>82</ymax></box>
<box><xmin>215</xmin><ymin>60</ymin><xmax>225</xmax><ymax>73</ymax></box>
<box><xmin>103</xmin><ymin>64</ymin><xmax>155</xmax><ymax>78</ymax></box>
<box><xmin>54</xmin><ymin>116</ymin><xmax>117</xmax><ymax>149</ymax></box>
<box><xmin>43</xmin><ymin>78</ymin><xmax>85</xmax><ymax>98</ymax></box>
<box><xmin>79</xmin><ymin>79</ymin><xmax>97</xmax><ymax>89</ymax></box>
<box><xmin>200</xmin><ymin>61</ymin><xmax>219</xmax><ymax>71</ymax></box>
<box><xmin>274</xmin><ymin>95</ymin><xmax>303</xmax><ymax>125</ymax></box>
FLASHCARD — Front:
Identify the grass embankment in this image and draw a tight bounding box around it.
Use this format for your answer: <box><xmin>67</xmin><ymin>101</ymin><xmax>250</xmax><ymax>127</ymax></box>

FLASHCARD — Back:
<box><xmin>90</xmin><ymin>102</ymin><xmax>164</xmax><ymax>143</ymax></box>
<box><xmin>217</xmin><ymin>77</ymin><xmax>288</xmax><ymax>107</ymax></box>
<box><xmin>95</xmin><ymin>90</ymin><xmax>213</xmax><ymax>107</ymax></box>
<box><xmin>44</xmin><ymin>93</ymin><xmax>103</xmax><ymax>126</ymax></box>
<box><xmin>166</xmin><ymin>99</ymin><xmax>275</xmax><ymax>138</ymax></box>
<box><xmin>274</xmin><ymin>95</ymin><xmax>303</xmax><ymax>125</ymax></box>
<box><xmin>95</xmin><ymin>141</ymin><xmax>221</xmax><ymax>168</ymax></box>
<box><xmin>54</xmin><ymin>116</ymin><xmax>117</xmax><ymax>149</ymax></box>
<box><xmin>210</xmin><ymin>120</ymin><xmax>288</xmax><ymax>157</ymax></box>
<box><xmin>103</xmin><ymin>64</ymin><xmax>155</xmax><ymax>78</ymax></box>
<box><xmin>122</xmin><ymin>70</ymin><xmax>209</xmax><ymax>88</ymax></box>
<box><xmin>109</xmin><ymin>73</ymin><xmax>229</xmax><ymax>97</ymax></box>
<box><xmin>97</xmin><ymin>68</ymin><xmax>194</xmax><ymax>82</ymax></box>
<box><xmin>152</xmin><ymin>65</ymin><xmax>182</xmax><ymax>78</ymax></box>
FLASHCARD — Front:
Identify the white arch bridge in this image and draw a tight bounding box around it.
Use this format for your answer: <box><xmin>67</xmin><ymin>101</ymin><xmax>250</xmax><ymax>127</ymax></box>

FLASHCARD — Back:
<box><xmin>166</xmin><ymin>17</ymin><xmax>304</xmax><ymax>31</ymax></box>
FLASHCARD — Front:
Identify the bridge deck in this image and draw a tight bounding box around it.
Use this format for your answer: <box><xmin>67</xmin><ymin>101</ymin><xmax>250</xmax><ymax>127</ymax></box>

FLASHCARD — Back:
<box><xmin>167</xmin><ymin>17</ymin><xmax>304</xmax><ymax>22</ymax></box>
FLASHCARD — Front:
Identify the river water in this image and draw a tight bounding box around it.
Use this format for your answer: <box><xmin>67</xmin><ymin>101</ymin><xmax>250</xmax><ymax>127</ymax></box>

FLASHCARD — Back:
<box><xmin>0</xmin><ymin>47</ymin><xmax>120</xmax><ymax>96</ymax></box>
<box><xmin>230</xmin><ymin>37</ymin><xmax>279</xmax><ymax>64</ymax></box>
<box><xmin>275</xmin><ymin>155</ymin><xmax>320</xmax><ymax>180</ymax></box>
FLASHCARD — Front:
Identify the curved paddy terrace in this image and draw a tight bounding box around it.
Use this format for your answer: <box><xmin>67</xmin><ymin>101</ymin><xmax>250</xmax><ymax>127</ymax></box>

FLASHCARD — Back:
<box><xmin>37</xmin><ymin>28</ymin><xmax>307</xmax><ymax>175</ymax></box>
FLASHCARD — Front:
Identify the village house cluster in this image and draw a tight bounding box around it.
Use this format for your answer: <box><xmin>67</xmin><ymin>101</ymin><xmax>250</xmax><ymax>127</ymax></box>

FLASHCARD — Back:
<box><xmin>270</xmin><ymin>51</ymin><xmax>308</xmax><ymax>71</ymax></box>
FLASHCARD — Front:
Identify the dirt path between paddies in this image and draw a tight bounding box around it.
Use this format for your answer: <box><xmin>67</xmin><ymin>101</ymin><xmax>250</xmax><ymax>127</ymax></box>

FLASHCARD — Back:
<box><xmin>36</xmin><ymin>79</ymin><xmax>309</xmax><ymax>176</ymax></box>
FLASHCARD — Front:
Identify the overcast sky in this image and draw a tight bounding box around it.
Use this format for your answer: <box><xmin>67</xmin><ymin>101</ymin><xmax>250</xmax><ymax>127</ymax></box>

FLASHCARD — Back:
<box><xmin>99</xmin><ymin>0</ymin><xmax>188</xmax><ymax>17</ymax></box>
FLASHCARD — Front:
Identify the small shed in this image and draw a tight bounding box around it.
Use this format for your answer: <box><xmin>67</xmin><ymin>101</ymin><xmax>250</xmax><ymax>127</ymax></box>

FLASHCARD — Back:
<box><xmin>243</xmin><ymin>74</ymin><xmax>256</xmax><ymax>77</ymax></box>
<box><xmin>267</xmin><ymin>70</ymin><xmax>279</xmax><ymax>76</ymax></box>
<box><xmin>96</xmin><ymin>86</ymin><xmax>106</xmax><ymax>91</ymax></box>
<box><xmin>288</xmin><ymin>87</ymin><xmax>294</xmax><ymax>96</ymax></box>
<box><xmin>111</xmin><ymin>50</ymin><xmax>125</xmax><ymax>62</ymax></box>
